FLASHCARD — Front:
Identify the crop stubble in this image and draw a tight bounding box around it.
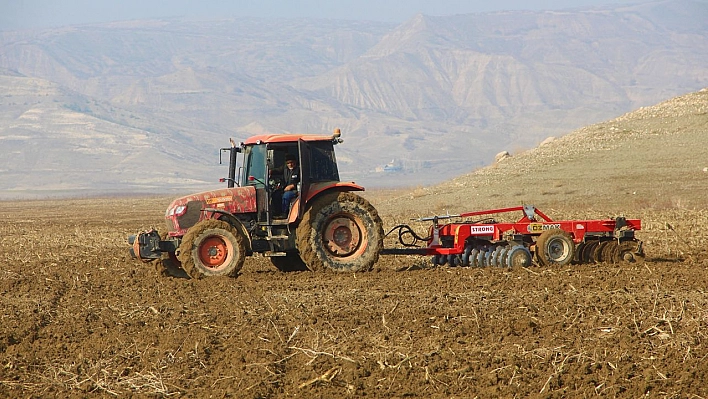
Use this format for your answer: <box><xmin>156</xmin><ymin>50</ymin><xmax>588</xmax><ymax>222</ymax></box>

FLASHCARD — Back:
<box><xmin>1</xmin><ymin>197</ymin><xmax>708</xmax><ymax>398</ymax></box>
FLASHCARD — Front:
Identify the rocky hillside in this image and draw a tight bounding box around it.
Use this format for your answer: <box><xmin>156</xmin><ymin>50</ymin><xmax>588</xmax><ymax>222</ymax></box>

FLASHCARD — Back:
<box><xmin>375</xmin><ymin>88</ymin><xmax>708</xmax><ymax>218</ymax></box>
<box><xmin>0</xmin><ymin>0</ymin><xmax>707</xmax><ymax>197</ymax></box>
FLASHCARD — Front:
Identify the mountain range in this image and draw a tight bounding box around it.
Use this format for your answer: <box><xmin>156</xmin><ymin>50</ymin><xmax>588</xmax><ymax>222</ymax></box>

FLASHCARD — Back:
<box><xmin>0</xmin><ymin>0</ymin><xmax>706</xmax><ymax>198</ymax></box>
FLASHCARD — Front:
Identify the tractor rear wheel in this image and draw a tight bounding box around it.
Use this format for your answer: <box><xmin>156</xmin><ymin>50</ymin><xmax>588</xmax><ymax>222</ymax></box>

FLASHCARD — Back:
<box><xmin>296</xmin><ymin>192</ymin><xmax>383</xmax><ymax>272</ymax></box>
<box><xmin>178</xmin><ymin>219</ymin><xmax>245</xmax><ymax>278</ymax></box>
<box><xmin>535</xmin><ymin>229</ymin><xmax>575</xmax><ymax>267</ymax></box>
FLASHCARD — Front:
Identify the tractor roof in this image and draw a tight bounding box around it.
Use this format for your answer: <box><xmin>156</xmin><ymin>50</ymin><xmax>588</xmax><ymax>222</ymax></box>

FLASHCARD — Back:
<box><xmin>243</xmin><ymin>134</ymin><xmax>335</xmax><ymax>145</ymax></box>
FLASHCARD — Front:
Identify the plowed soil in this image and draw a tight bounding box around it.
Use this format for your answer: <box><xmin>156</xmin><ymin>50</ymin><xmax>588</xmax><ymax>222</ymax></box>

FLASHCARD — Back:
<box><xmin>2</xmin><ymin>195</ymin><xmax>708</xmax><ymax>398</ymax></box>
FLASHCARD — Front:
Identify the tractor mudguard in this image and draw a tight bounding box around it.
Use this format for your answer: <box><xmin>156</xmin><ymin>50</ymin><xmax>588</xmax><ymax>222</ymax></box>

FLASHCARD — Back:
<box><xmin>289</xmin><ymin>181</ymin><xmax>365</xmax><ymax>223</ymax></box>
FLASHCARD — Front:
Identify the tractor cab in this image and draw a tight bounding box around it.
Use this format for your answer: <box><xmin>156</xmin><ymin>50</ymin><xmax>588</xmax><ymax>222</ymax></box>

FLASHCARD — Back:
<box><xmin>230</xmin><ymin>131</ymin><xmax>343</xmax><ymax>224</ymax></box>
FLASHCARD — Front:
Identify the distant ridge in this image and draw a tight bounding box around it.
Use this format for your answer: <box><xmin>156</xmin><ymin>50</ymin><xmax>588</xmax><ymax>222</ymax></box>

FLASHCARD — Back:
<box><xmin>0</xmin><ymin>1</ymin><xmax>707</xmax><ymax>197</ymax></box>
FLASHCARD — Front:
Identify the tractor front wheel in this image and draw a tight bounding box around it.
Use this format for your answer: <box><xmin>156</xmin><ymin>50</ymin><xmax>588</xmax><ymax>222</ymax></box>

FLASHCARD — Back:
<box><xmin>178</xmin><ymin>219</ymin><xmax>246</xmax><ymax>278</ymax></box>
<box><xmin>296</xmin><ymin>192</ymin><xmax>383</xmax><ymax>272</ymax></box>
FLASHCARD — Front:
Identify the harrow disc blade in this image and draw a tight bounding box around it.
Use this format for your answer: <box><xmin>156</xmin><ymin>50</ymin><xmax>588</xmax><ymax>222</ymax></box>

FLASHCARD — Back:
<box><xmin>448</xmin><ymin>254</ymin><xmax>461</xmax><ymax>267</ymax></box>
<box><xmin>462</xmin><ymin>246</ymin><xmax>472</xmax><ymax>266</ymax></box>
<box><xmin>470</xmin><ymin>249</ymin><xmax>480</xmax><ymax>267</ymax></box>
<box><xmin>477</xmin><ymin>249</ymin><xmax>487</xmax><ymax>267</ymax></box>
<box><xmin>594</xmin><ymin>241</ymin><xmax>610</xmax><ymax>263</ymax></box>
<box><xmin>601</xmin><ymin>241</ymin><xmax>619</xmax><ymax>263</ymax></box>
<box><xmin>581</xmin><ymin>241</ymin><xmax>599</xmax><ymax>264</ymax></box>
<box><xmin>483</xmin><ymin>249</ymin><xmax>494</xmax><ymax>267</ymax></box>
<box><xmin>573</xmin><ymin>242</ymin><xmax>586</xmax><ymax>265</ymax></box>
<box><xmin>613</xmin><ymin>241</ymin><xmax>645</xmax><ymax>264</ymax></box>
<box><xmin>490</xmin><ymin>246</ymin><xmax>504</xmax><ymax>267</ymax></box>
<box><xmin>498</xmin><ymin>246</ymin><xmax>511</xmax><ymax>268</ymax></box>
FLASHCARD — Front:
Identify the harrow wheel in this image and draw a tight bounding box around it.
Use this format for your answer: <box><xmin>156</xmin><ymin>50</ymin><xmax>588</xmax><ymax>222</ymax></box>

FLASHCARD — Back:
<box><xmin>536</xmin><ymin>229</ymin><xmax>575</xmax><ymax>267</ymax></box>
<box><xmin>507</xmin><ymin>245</ymin><xmax>532</xmax><ymax>268</ymax></box>
<box><xmin>613</xmin><ymin>241</ymin><xmax>645</xmax><ymax>264</ymax></box>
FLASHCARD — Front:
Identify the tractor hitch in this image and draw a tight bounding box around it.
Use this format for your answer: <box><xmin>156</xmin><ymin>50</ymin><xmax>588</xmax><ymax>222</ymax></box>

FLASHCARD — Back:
<box><xmin>128</xmin><ymin>229</ymin><xmax>179</xmax><ymax>262</ymax></box>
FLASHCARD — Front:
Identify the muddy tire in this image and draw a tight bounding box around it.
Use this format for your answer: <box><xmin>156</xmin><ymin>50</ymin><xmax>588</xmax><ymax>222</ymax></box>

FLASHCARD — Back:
<box><xmin>506</xmin><ymin>245</ymin><xmax>532</xmax><ymax>268</ymax></box>
<box><xmin>270</xmin><ymin>252</ymin><xmax>308</xmax><ymax>272</ymax></box>
<box><xmin>536</xmin><ymin>229</ymin><xmax>575</xmax><ymax>267</ymax></box>
<box><xmin>178</xmin><ymin>219</ymin><xmax>245</xmax><ymax>278</ymax></box>
<box><xmin>296</xmin><ymin>192</ymin><xmax>383</xmax><ymax>272</ymax></box>
<box><xmin>153</xmin><ymin>231</ymin><xmax>188</xmax><ymax>278</ymax></box>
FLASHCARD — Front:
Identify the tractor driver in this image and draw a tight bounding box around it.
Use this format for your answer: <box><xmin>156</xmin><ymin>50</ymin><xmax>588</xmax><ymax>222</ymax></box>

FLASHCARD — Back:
<box><xmin>272</xmin><ymin>154</ymin><xmax>300</xmax><ymax>215</ymax></box>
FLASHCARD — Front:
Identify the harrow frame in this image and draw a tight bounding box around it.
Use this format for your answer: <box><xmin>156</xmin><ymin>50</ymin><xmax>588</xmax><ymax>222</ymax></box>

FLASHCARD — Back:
<box><xmin>382</xmin><ymin>205</ymin><xmax>644</xmax><ymax>267</ymax></box>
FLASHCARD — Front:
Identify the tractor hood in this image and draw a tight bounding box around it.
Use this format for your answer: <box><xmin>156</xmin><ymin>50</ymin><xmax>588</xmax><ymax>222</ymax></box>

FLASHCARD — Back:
<box><xmin>166</xmin><ymin>186</ymin><xmax>257</xmax><ymax>216</ymax></box>
<box><xmin>164</xmin><ymin>186</ymin><xmax>257</xmax><ymax>235</ymax></box>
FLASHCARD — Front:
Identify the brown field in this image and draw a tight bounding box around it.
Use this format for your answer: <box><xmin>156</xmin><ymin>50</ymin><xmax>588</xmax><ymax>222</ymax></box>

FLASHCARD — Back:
<box><xmin>1</xmin><ymin>193</ymin><xmax>707</xmax><ymax>398</ymax></box>
<box><xmin>2</xmin><ymin>89</ymin><xmax>707</xmax><ymax>397</ymax></box>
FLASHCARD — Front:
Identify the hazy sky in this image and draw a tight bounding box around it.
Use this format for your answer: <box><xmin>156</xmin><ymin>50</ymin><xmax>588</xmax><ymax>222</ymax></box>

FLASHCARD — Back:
<box><xmin>0</xmin><ymin>0</ymin><xmax>651</xmax><ymax>30</ymax></box>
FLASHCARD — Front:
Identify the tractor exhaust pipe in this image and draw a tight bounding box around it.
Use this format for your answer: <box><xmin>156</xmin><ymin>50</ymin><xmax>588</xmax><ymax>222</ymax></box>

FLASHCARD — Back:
<box><xmin>220</xmin><ymin>138</ymin><xmax>240</xmax><ymax>188</ymax></box>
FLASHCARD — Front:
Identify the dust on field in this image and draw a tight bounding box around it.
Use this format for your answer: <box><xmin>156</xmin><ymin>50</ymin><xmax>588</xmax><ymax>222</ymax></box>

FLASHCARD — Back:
<box><xmin>2</xmin><ymin>197</ymin><xmax>708</xmax><ymax>398</ymax></box>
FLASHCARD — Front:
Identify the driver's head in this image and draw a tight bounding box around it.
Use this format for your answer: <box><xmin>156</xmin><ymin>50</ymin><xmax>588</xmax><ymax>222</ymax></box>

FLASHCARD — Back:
<box><xmin>285</xmin><ymin>154</ymin><xmax>297</xmax><ymax>168</ymax></box>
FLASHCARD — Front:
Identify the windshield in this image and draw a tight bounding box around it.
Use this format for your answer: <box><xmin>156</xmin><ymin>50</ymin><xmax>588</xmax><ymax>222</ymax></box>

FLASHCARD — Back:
<box><xmin>243</xmin><ymin>144</ymin><xmax>267</xmax><ymax>188</ymax></box>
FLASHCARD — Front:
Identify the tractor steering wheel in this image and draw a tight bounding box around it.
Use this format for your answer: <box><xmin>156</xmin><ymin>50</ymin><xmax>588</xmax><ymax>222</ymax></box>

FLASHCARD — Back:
<box><xmin>269</xmin><ymin>177</ymin><xmax>284</xmax><ymax>192</ymax></box>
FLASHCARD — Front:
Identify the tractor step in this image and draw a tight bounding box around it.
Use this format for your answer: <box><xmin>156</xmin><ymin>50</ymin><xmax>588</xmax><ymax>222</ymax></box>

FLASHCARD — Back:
<box><xmin>267</xmin><ymin>235</ymin><xmax>289</xmax><ymax>240</ymax></box>
<box><xmin>265</xmin><ymin>252</ymin><xmax>287</xmax><ymax>257</ymax></box>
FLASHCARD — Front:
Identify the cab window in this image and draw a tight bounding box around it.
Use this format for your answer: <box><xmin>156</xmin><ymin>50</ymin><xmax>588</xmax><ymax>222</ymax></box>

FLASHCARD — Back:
<box><xmin>244</xmin><ymin>144</ymin><xmax>267</xmax><ymax>188</ymax></box>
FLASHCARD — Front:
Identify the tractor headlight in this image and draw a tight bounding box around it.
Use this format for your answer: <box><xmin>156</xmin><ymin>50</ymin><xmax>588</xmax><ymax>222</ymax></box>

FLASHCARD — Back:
<box><xmin>168</xmin><ymin>205</ymin><xmax>187</xmax><ymax>217</ymax></box>
<box><xmin>173</xmin><ymin>205</ymin><xmax>187</xmax><ymax>217</ymax></box>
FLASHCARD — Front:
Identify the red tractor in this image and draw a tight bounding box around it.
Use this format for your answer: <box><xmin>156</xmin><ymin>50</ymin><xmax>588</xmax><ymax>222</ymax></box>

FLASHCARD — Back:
<box><xmin>129</xmin><ymin>129</ymin><xmax>384</xmax><ymax>278</ymax></box>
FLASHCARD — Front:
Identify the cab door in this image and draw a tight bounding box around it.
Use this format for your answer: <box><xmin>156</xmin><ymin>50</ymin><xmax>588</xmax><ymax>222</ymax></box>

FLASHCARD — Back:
<box><xmin>243</xmin><ymin>144</ymin><xmax>269</xmax><ymax>222</ymax></box>
<box><xmin>296</xmin><ymin>139</ymin><xmax>311</xmax><ymax>220</ymax></box>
